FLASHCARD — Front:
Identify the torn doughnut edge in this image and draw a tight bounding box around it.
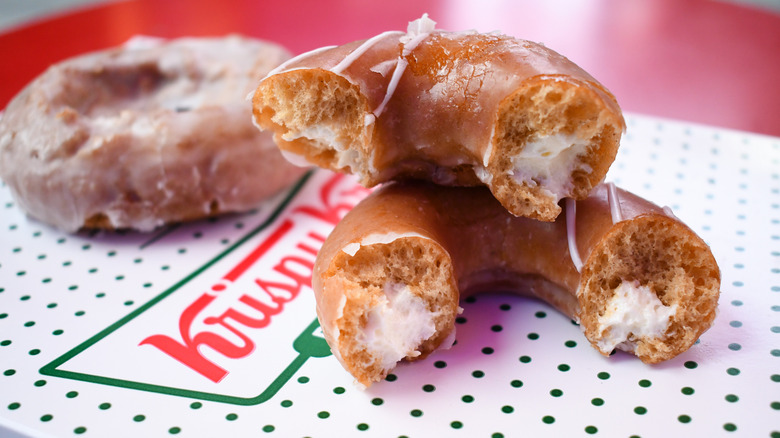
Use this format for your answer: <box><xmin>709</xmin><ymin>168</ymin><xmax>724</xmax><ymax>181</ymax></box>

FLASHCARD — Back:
<box><xmin>316</xmin><ymin>235</ymin><xmax>459</xmax><ymax>387</ymax></box>
<box><xmin>486</xmin><ymin>77</ymin><xmax>623</xmax><ymax>221</ymax></box>
<box><xmin>252</xmin><ymin>71</ymin><xmax>623</xmax><ymax>222</ymax></box>
<box><xmin>252</xmin><ymin>70</ymin><xmax>374</xmax><ymax>178</ymax></box>
<box><xmin>577</xmin><ymin>214</ymin><xmax>720</xmax><ymax>363</ymax></box>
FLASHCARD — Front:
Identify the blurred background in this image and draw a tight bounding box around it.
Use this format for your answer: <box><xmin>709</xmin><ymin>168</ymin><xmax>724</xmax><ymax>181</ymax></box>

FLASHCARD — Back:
<box><xmin>1</xmin><ymin>0</ymin><xmax>779</xmax><ymax>136</ymax></box>
<box><xmin>2</xmin><ymin>0</ymin><xmax>778</xmax><ymax>31</ymax></box>
<box><xmin>2</xmin><ymin>0</ymin><xmax>117</xmax><ymax>30</ymax></box>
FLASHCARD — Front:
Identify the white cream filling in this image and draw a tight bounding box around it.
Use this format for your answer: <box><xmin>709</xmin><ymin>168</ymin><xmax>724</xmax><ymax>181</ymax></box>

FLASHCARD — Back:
<box><xmin>473</xmin><ymin>166</ymin><xmax>493</xmax><ymax>185</ymax></box>
<box><xmin>360</xmin><ymin>282</ymin><xmax>437</xmax><ymax>373</ymax></box>
<box><xmin>335</xmin><ymin>149</ymin><xmax>362</xmax><ymax>171</ymax></box>
<box><xmin>281</xmin><ymin>124</ymin><xmax>360</xmax><ymax>170</ymax></box>
<box><xmin>510</xmin><ymin>133</ymin><xmax>592</xmax><ymax>201</ymax></box>
<box><xmin>596</xmin><ymin>281</ymin><xmax>677</xmax><ymax>353</ymax></box>
<box><xmin>282</xmin><ymin>124</ymin><xmax>345</xmax><ymax>149</ymax></box>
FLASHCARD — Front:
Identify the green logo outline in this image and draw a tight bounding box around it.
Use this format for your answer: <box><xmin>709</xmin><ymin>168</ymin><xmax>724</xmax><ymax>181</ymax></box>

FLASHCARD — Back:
<box><xmin>39</xmin><ymin>171</ymin><xmax>333</xmax><ymax>405</ymax></box>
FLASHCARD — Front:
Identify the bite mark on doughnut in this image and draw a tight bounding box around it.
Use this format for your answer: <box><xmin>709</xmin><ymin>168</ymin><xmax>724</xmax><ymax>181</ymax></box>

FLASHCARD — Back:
<box><xmin>577</xmin><ymin>215</ymin><xmax>720</xmax><ymax>363</ymax></box>
<box><xmin>488</xmin><ymin>79</ymin><xmax>621</xmax><ymax>221</ymax></box>
<box><xmin>321</xmin><ymin>237</ymin><xmax>459</xmax><ymax>386</ymax></box>
<box><xmin>253</xmin><ymin>69</ymin><xmax>373</xmax><ymax>176</ymax></box>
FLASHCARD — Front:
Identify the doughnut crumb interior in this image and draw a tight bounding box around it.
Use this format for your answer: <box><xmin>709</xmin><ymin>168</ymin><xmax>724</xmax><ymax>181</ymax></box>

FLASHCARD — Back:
<box><xmin>578</xmin><ymin>215</ymin><xmax>720</xmax><ymax>362</ymax></box>
<box><xmin>490</xmin><ymin>80</ymin><xmax>622</xmax><ymax>220</ymax></box>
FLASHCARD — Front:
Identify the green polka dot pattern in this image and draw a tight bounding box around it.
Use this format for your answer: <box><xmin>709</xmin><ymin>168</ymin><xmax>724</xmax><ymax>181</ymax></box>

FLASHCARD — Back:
<box><xmin>0</xmin><ymin>116</ymin><xmax>778</xmax><ymax>436</ymax></box>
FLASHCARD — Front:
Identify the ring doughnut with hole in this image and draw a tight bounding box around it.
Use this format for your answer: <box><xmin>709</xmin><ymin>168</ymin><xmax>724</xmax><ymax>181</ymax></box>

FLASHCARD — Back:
<box><xmin>0</xmin><ymin>35</ymin><xmax>307</xmax><ymax>231</ymax></box>
<box><xmin>312</xmin><ymin>182</ymin><xmax>720</xmax><ymax>386</ymax></box>
<box><xmin>252</xmin><ymin>15</ymin><xmax>625</xmax><ymax>221</ymax></box>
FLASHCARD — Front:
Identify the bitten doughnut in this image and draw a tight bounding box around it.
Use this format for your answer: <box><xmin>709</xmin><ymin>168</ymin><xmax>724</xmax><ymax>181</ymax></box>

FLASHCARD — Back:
<box><xmin>252</xmin><ymin>15</ymin><xmax>625</xmax><ymax>221</ymax></box>
<box><xmin>313</xmin><ymin>182</ymin><xmax>720</xmax><ymax>386</ymax></box>
<box><xmin>0</xmin><ymin>35</ymin><xmax>307</xmax><ymax>232</ymax></box>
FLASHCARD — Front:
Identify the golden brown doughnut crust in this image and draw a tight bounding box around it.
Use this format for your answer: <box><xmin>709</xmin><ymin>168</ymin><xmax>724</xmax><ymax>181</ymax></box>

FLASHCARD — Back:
<box><xmin>313</xmin><ymin>182</ymin><xmax>720</xmax><ymax>386</ymax></box>
<box><xmin>0</xmin><ymin>35</ymin><xmax>307</xmax><ymax>232</ymax></box>
<box><xmin>253</xmin><ymin>16</ymin><xmax>625</xmax><ymax>221</ymax></box>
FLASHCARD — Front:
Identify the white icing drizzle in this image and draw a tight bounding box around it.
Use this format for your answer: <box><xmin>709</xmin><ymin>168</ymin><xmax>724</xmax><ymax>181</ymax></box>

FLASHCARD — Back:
<box><xmin>373</xmin><ymin>58</ymin><xmax>407</xmax><ymax>117</ymax></box>
<box><xmin>373</xmin><ymin>14</ymin><xmax>436</xmax><ymax>117</ymax></box>
<box><xmin>606</xmin><ymin>182</ymin><xmax>623</xmax><ymax>224</ymax></box>
<box><xmin>402</xmin><ymin>13</ymin><xmax>436</xmax><ymax>48</ymax></box>
<box><xmin>567</xmin><ymin>183</ymin><xmax>625</xmax><ymax>272</ymax></box>
<box><xmin>662</xmin><ymin>205</ymin><xmax>679</xmax><ymax>220</ymax></box>
<box><xmin>369</xmin><ymin>59</ymin><xmax>397</xmax><ymax>77</ymax></box>
<box><xmin>262</xmin><ymin>45</ymin><xmax>338</xmax><ymax>80</ymax></box>
<box><xmin>330</xmin><ymin>31</ymin><xmax>404</xmax><ymax>74</ymax></box>
<box><xmin>402</xmin><ymin>32</ymin><xmax>430</xmax><ymax>56</ymax></box>
<box><xmin>565</xmin><ymin>198</ymin><xmax>584</xmax><ymax>272</ymax></box>
<box><xmin>262</xmin><ymin>14</ymin><xmax>435</xmax><ymax>121</ymax></box>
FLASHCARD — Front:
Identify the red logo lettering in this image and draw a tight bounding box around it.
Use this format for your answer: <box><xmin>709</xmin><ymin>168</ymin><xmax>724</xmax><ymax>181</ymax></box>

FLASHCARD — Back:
<box><xmin>138</xmin><ymin>172</ymin><xmax>364</xmax><ymax>382</ymax></box>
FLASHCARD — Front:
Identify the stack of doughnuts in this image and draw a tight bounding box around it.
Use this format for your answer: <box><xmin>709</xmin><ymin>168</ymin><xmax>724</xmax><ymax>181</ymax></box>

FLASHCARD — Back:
<box><xmin>0</xmin><ymin>35</ymin><xmax>308</xmax><ymax>232</ymax></box>
<box><xmin>255</xmin><ymin>15</ymin><xmax>721</xmax><ymax>387</ymax></box>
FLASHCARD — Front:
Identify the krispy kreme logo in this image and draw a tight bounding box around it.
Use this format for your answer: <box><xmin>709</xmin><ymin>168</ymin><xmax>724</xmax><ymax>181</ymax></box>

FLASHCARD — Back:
<box><xmin>40</xmin><ymin>171</ymin><xmax>369</xmax><ymax>405</ymax></box>
<box><xmin>138</xmin><ymin>219</ymin><xmax>326</xmax><ymax>383</ymax></box>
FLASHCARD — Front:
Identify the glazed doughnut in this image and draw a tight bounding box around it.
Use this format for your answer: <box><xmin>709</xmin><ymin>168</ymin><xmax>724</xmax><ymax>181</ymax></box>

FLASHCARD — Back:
<box><xmin>0</xmin><ymin>35</ymin><xmax>307</xmax><ymax>232</ymax></box>
<box><xmin>312</xmin><ymin>182</ymin><xmax>720</xmax><ymax>386</ymax></box>
<box><xmin>252</xmin><ymin>15</ymin><xmax>625</xmax><ymax>221</ymax></box>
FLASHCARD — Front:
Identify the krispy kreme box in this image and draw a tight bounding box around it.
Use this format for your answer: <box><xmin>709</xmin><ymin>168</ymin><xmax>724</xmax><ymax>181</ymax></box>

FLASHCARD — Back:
<box><xmin>0</xmin><ymin>115</ymin><xmax>778</xmax><ymax>437</ymax></box>
<box><xmin>38</xmin><ymin>171</ymin><xmax>361</xmax><ymax>403</ymax></box>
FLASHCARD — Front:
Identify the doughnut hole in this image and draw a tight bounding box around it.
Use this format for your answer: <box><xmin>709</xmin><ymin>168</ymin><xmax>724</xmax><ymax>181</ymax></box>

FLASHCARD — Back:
<box><xmin>488</xmin><ymin>78</ymin><xmax>621</xmax><ymax>221</ymax></box>
<box><xmin>253</xmin><ymin>69</ymin><xmax>371</xmax><ymax>175</ymax></box>
<box><xmin>56</xmin><ymin>63</ymin><xmax>170</xmax><ymax>117</ymax></box>
<box><xmin>327</xmin><ymin>237</ymin><xmax>459</xmax><ymax>386</ymax></box>
<box><xmin>577</xmin><ymin>215</ymin><xmax>720</xmax><ymax>363</ymax></box>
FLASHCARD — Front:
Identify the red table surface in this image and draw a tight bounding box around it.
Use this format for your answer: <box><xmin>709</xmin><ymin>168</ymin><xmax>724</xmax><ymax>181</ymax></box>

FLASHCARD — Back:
<box><xmin>0</xmin><ymin>0</ymin><xmax>778</xmax><ymax>136</ymax></box>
